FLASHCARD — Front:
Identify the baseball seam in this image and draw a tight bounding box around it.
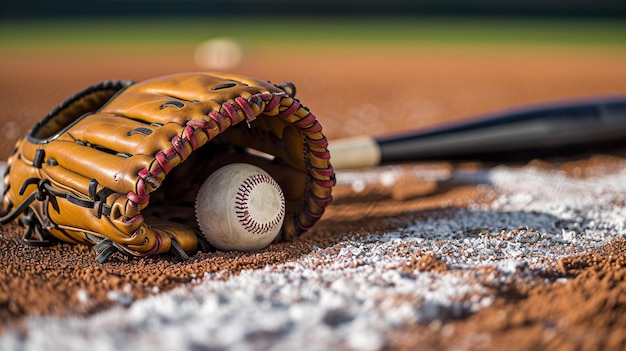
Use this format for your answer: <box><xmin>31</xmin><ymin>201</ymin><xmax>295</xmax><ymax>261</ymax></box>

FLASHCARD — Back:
<box><xmin>235</xmin><ymin>174</ymin><xmax>285</xmax><ymax>236</ymax></box>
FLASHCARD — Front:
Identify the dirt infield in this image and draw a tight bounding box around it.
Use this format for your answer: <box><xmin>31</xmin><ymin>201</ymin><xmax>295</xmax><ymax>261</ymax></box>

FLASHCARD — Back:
<box><xmin>1</xmin><ymin>45</ymin><xmax>626</xmax><ymax>350</ymax></box>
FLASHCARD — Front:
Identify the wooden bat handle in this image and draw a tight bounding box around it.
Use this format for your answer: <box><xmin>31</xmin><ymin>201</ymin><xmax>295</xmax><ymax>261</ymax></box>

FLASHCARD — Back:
<box><xmin>327</xmin><ymin>136</ymin><xmax>381</xmax><ymax>169</ymax></box>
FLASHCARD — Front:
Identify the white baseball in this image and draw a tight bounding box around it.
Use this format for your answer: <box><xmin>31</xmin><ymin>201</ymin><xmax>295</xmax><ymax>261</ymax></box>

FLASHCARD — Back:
<box><xmin>195</xmin><ymin>163</ymin><xmax>285</xmax><ymax>251</ymax></box>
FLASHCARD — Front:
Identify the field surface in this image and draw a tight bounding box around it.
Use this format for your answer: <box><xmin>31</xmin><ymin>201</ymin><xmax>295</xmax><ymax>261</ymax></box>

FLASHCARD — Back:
<box><xmin>1</xmin><ymin>18</ymin><xmax>626</xmax><ymax>350</ymax></box>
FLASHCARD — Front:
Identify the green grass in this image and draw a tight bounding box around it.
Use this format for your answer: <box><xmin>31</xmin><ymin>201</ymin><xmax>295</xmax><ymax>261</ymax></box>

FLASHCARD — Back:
<box><xmin>1</xmin><ymin>16</ymin><xmax>625</xmax><ymax>51</ymax></box>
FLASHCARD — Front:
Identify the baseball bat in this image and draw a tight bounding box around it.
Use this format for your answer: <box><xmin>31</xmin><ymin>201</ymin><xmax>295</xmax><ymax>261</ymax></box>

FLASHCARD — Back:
<box><xmin>328</xmin><ymin>95</ymin><xmax>626</xmax><ymax>170</ymax></box>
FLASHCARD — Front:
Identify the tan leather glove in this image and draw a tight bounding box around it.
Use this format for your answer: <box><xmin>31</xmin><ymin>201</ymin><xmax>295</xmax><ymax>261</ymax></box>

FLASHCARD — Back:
<box><xmin>1</xmin><ymin>72</ymin><xmax>334</xmax><ymax>263</ymax></box>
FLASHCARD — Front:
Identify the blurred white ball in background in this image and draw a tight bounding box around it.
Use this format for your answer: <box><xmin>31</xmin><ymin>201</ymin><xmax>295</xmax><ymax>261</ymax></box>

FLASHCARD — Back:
<box><xmin>194</xmin><ymin>38</ymin><xmax>243</xmax><ymax>70</ymax></box>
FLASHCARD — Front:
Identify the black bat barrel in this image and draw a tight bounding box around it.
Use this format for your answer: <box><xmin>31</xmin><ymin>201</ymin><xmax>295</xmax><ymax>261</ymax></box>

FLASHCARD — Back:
<box><xmin>376</xmin><ymin>96</ymin><xmax>626</xmax><ymax>163</ymax></box>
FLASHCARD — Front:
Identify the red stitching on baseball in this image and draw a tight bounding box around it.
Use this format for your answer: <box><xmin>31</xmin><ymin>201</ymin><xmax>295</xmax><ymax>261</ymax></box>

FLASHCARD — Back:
<box><xmin>234</xmin><ymin>174</ymin><xmax>285</xmax><ymax>236</ymax></box>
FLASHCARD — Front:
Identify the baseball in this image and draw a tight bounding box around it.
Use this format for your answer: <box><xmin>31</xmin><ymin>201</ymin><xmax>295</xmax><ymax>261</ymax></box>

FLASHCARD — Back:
<box><xmin>195</xmin><ymin>163</ymin><xmax>286</xmax><ymax>251</ymax></box>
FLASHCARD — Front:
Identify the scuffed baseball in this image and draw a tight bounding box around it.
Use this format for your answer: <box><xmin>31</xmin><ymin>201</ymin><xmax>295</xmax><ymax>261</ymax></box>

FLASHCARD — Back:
<box><xmin>195</xmin><ymin>163</ymin><xmax>285</xmax><ymax>251</ymax></box>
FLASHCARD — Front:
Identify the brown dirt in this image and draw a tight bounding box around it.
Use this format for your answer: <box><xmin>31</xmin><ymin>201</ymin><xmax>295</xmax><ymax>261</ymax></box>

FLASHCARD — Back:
<box><xmin>388</xmin><ymin>239</ymin><xmax>626</xmax><ymax>351</ymax></box>
<box><xmin>1</xmin><ymin>44</ymin><xmax>626</xmax><ymax>349</ymax></box>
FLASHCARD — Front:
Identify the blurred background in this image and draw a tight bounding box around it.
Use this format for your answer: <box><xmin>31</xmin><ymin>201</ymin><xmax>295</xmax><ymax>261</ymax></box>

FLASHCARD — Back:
<box><xmin>0</xmin><ymin>0</ymin><xmax>625</xmax><ymax>159</ymax></box>
<box><xmin>2</xmin><ymin>0</ymin><xmax>626</xmax><ymax>18</ymax></box>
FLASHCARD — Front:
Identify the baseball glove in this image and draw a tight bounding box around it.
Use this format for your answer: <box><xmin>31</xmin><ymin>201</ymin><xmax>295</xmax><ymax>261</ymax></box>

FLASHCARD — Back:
<box><xmin>1</xmin><ymin>72</ymin><xmax>335</xmax><ymax>263</ymax></box>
